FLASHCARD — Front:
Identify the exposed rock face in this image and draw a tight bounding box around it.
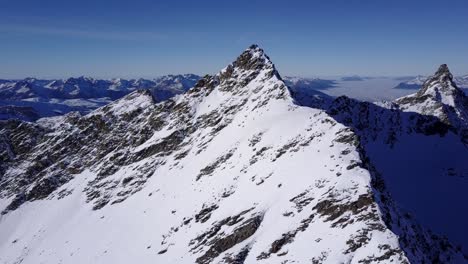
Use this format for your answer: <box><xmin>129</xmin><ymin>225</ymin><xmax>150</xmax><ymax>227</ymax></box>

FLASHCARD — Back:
<box><xmin>0</xmin><ymin>46</ymin><xmax>466</xmax><ymax>263</ymax></box>
<box><xmin>0</xmin><ymin>89</ymin><xmax>162</xmax><ymax>212</ymax></box>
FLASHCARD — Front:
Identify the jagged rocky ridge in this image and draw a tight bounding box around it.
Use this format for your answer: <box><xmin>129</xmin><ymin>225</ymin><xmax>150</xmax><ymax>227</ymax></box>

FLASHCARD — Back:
<box><xmin>0</xmin><ymin>74</ymin><xmax>200</xmax><ymax>121</ymax></box>
<box><xmin>0</xmin><ymin>45</ymin><xmax>466</xmax><ymax>263</ymax></box>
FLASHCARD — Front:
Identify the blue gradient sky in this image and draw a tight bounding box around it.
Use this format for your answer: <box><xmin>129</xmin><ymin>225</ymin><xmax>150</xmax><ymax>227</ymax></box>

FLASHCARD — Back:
<box><xmin>1</xmin><ymin>0</ymin><xmax>467</xmax><ymax>79</ymax></box>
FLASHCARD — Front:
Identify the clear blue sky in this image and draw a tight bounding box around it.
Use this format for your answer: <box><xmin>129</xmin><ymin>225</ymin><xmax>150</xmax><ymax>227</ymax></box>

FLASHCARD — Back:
<box><xmin>1</xmin><ymin>0</ymin><xmax>467</xmax><ymax>79</ymax></box>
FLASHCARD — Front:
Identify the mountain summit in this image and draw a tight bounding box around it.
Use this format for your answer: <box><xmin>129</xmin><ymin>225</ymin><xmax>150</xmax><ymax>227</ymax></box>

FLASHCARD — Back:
<box><xmin>217</xmin><ymin>44</ymin><xmax>285</xmax><ymax>97</ymax></box>
<box><xmin>396</xmin><ymin>63</ymin><xmax>468</xmax><ymax>142</ymax></box>
<box><xmin>433</xmin><ymin>64</ymin><xmax>452</xmax><ymax>79</ymax></box>
<box><xmin>228</xmin><ymin>44</ymin><xmax>278</xmax><ymax>75</ymax></box>
<box><xmin>0</xmin><ymin>46</ymin><xmax>466</xmax><ymax>263</ymax></box>
<box><xmin>417</xmin><ymin>64</ymin><xmax>462</xmax><ymax>101</ymax></box>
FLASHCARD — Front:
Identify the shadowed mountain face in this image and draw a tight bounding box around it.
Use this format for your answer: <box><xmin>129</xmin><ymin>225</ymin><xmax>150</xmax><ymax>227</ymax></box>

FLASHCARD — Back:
<box><xmin>0</xmin><ymin>74</ymin><xmax>201</xmax><ymax>121</ymax></box>
<box><xmin>290</xmin><ymin>63</ymin><xmax>468</xmax><ymax>252</ymax></box>
<box><xmin>0</xmin><ymin>46</ymin><xmax>467</xmax><ymax>263</ymax></box>
<box><xmin>324</xmin><ymin>64</ymin><xmax>468</xmax><ymax>251</ymax></box>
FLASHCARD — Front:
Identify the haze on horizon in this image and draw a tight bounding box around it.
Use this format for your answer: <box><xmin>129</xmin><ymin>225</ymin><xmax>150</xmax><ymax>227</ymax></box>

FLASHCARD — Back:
<box><xmin>1</xmin><ymin>0</ymin><xmax>467</xmax><ymax>79</ymax></box>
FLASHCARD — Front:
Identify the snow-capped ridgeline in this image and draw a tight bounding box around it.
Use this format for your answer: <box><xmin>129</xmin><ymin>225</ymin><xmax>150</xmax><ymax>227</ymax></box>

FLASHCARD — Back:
<box><xmin>0</xmin><ymin>74</ymin><xmax>200</xmax><ymax>121</ymax></box>
<box><xmin>0</xmin><ymin>45</ymin><xmax>467</xmax><ymax>263</ymax></box>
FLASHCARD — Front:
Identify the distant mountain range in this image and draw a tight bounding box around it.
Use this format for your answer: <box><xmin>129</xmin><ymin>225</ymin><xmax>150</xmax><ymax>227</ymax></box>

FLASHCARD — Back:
<box><xmin>2</xmin><ymin>73</ymin><xmax>467</xmax><ymax>122</ymax></box>
<box><xmin>0</xmin><ymin>75</ymin><xmax>341</xmax><ymax>121</ymax></box>
<box><xmin>0</xmin><ymin>74</ymin><xmax>200</xmax><ymax>121</ymax></box>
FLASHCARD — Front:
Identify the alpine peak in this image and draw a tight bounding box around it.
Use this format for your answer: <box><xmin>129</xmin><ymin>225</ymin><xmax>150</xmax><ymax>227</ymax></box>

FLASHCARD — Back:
<box><xmin>395</xmin><ymin>64</ymin><xmax>468</xmax><ymax>136</ymax></box>
<box><xmin>434</xmin><ymin>63</ymin><xmax>453</xmax><ymax>81</ymax></box>
<box><xmin>417</xmin><ymin>63</ymin><xmax>460</xmax><ymax>97</ymax></box>
<box><xmin>227</xmin><ymin>45</ymin><xmax>278</xmax><ymax>76</ymax></box>
<box><xmin>216</xmin><ymin>45</ymin><xmax>283</xmax><ymax>96</ymax></box>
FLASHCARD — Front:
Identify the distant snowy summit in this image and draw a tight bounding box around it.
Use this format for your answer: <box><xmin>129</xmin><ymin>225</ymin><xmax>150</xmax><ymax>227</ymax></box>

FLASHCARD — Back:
<box><xmin>396</xmin><ymin>64</ymin><xmax>468</xmax><ymax>142</ymax></box>
<box><xmin>0</xmin><ymin>74</ymin><xmax>200</xmax><ymax>121</ymax></box>
<box><xmin>394</xmin><ymin>72</ymin><xmax>468</xmax><ymax>90</ymax></box>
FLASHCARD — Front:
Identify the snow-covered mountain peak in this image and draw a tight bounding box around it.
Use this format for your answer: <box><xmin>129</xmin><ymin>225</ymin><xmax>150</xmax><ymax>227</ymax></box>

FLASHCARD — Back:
<box><xmin>395</xmin><ymin>64</ymin><xmax>468</xmax><ymax>131</ymax></box>
<box><xmin>220</xmin><ymin>45</ymin><xmax>279</xmax><ymax>80</ymax></box>
<box><xmin>233</xmin><ymin>44</ymin><xmax>277</xmax><ymax>73</ymax></box>
<box><xmin>214</xmin><ymin>45</ymin><xmax>287</xmax><ymax>105</ymax></box>
<box><xmin>434</xmin><ymin>63</ymin><xmax>451</xmax><ymax>78</ymax></box>
<box><xmin>416</xmin><ymin>64</ymin><xmax>461</xmax><ymax>100</ymax></box>
<box><xmin>391</xmin><ymin>64</ymin><xmax>468</xmax><ymax>146</ymax></box>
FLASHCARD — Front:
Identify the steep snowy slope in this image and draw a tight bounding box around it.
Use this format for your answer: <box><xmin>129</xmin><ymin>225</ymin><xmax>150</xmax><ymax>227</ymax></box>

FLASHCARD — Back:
<box><xmin>0</xmin><ymin>46</ymin><xmax>465</xmax><ymax>263</ymax></box>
